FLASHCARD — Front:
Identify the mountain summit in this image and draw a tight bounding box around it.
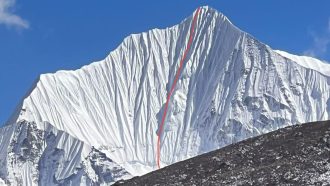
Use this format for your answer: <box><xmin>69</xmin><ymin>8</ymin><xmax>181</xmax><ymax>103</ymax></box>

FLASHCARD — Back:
<box><xmin>1</xmin><ymin>6</ymin><xmax>330</xmax><ymax>185</ymax></box>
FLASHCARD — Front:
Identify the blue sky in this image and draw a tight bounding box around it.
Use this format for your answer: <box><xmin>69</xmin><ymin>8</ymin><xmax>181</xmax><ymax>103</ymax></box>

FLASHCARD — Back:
<box><xmin>0</xmin><ymin>0</ymin><xmax>330</xmax><ymax>125</ymax></box>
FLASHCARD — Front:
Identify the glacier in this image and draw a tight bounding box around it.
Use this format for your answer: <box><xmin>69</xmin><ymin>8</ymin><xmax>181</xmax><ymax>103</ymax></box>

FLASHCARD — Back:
<box><xmin>1</xmin><ymin>6</ymin><xmax>330</xmax><ymax>185</ymax></box>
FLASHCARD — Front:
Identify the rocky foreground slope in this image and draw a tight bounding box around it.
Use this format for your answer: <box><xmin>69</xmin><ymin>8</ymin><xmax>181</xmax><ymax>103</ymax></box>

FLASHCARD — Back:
<box><xmin>1</xmin><ymin>5</ymin><xmax>330</xmax><ymax>185</ymax></box>
<box><xmin>116</xmin><ymin>120</ymin><xmax>330</xmax><ymax>185</ymax></box>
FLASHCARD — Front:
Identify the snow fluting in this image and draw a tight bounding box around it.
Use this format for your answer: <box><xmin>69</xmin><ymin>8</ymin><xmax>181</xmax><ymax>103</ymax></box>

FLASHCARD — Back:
<box><xmin>1</xmin><ymin>6</ymin><xmax>330</xmax><ymax>185</ymax></box>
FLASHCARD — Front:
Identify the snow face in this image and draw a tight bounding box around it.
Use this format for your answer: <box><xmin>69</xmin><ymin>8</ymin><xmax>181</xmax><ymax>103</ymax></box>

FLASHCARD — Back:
<box><xmin>1</xmin><ymin>5</ymin><xmax>330</xmax><ymax>185</ymax></box>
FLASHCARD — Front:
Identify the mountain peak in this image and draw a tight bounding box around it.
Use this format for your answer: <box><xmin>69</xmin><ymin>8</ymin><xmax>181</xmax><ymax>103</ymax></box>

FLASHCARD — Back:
<box><xmin>1</xmin><ymin>6</ymin><xmax>330</xmax><ymax>185</ymax></box>
<box><xmin>196</xmin><ymin>5</ymin><xmax>233</xmax><ymax>24</ymax></box>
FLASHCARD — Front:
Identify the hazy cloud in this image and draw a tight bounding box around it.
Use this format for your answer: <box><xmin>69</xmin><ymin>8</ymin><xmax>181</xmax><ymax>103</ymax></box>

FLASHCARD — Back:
<box><xmin>0</xmin><ymin>0</ymin><xmax>29</xmax><ymax>29</ymax></box>
<box><xmin>303</xmin><ymin>18</ymin><xmax>330</xmax><ymax>59</ymax></box>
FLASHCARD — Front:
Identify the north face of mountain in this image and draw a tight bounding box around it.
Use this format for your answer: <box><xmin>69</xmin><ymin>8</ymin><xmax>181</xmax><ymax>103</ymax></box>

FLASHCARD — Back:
<box><xmin>1</xmin><ymin>5</ymin><xmax>330</xmax><ymax>185</ymax></box>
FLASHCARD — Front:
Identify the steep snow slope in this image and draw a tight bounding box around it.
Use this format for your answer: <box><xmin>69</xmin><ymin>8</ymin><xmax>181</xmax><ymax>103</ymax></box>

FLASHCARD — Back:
<box><xmin>1</xmin><ymin>6</ymin><xmax>330</xmax><ymax>185</ymax></box>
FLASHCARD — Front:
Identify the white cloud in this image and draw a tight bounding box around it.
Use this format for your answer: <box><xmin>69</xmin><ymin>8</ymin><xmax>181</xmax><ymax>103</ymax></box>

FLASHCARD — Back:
<box><xmin>303</xmin><ymin>18</ymin><xmax>330</xmax><ymax>59</ymax></box>
<box><xmin>0</xmin><ymin>0</ymin><xmax>29</xmax><ymax>29</ymax></box>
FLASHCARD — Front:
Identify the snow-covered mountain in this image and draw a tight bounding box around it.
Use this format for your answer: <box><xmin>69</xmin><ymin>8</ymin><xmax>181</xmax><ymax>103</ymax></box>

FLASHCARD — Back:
<box><xmin>1</xmin><ymin>6</ymin><xmax>330</xmax><ymax>185</ymax></box>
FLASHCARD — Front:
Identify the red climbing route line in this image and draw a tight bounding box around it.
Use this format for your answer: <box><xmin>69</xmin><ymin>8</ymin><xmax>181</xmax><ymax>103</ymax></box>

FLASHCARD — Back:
<box><xmin>156</xmin><ymin>7</ymin><xmax>201</xmax><ymax>169</ymax></box>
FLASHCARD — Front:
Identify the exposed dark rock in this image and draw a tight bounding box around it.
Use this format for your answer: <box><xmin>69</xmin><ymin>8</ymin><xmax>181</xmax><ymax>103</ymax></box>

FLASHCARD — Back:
<box><xmin>115</xmin><ymin>120</ymin><xmax>330</xmax><ymax>185</ymax></box>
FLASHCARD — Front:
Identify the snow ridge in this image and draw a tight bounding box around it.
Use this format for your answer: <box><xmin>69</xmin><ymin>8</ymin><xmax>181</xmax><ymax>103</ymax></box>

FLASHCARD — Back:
<box><xmin>0</xmin><ymin>6</ymin><xmax>330</xmax><ymax>185</ymax></box>
<box><xmin>275</xmin><ymin>50</ymin><xmax>330</xmax><ymax>77</ymax></box>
